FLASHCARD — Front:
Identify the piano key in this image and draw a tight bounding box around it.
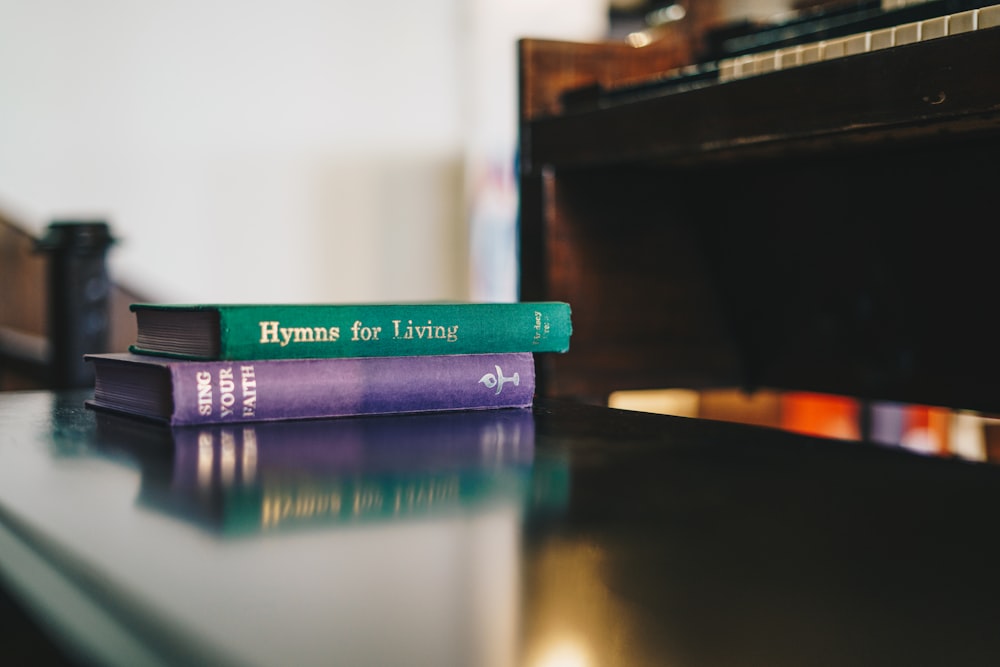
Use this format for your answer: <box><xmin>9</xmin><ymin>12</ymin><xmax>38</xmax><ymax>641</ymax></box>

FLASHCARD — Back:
<box><xmin>980</xmin><ymin>4</ymin><xmax>1000</xmax><ymax>26</ymax></box>
<box><xmin>563</xmin><ymin>2</ymin><xmax>1000</xmax><ymax>112</ymax></box>
<box><xmin>822</xmin><ymin>36</ymin><xmax>849</xmax><ymax>59</ymax></box>
<box><xmin>894</xmin><ymin>21</ymin><xmax>922</xmax><ymax>43</ymax></box>
<box><xmin>799</xmin><ymin>42</ymin><xmax>822</xmax><ymax>65</ymax></box>
<box><xmin>948</xmin><ymin>9</ymin><xmax>978</xmax><ymax>32</ymax></box>
<box><xmin>844</xmin><ymin>32</ymin><xmax>871</xmax><ymax>55</ymax></box>
<box><xmin>776</xmin><ymin>45</ymin><xmax>802</xmax><ymax>69</ymax></box>
<box><xmin>869</xmin><ymin>26</ymin><xmax>896</xmax><ymax>49</ymax></box>
<box><xmin>922</xmin><ymin>15</ymin><xmax>950</xmax><ymax>38</ymax></box>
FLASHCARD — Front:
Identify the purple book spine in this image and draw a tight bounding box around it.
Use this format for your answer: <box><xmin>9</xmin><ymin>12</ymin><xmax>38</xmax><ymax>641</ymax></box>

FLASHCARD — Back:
<box><xmin>168</xmin><ymin>353</ymin><xmax>535</xmax><ymax>425</ymax></box>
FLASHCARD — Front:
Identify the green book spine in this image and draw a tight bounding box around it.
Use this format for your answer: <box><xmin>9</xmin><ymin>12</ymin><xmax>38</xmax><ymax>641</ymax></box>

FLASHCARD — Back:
<box><xmin>130</xmin><ymin>302</ymin><xmax>571</xmax><ymax>360</ymax></box>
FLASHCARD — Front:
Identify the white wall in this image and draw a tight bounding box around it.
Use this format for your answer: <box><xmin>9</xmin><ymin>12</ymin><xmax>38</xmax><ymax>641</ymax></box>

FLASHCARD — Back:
<box><xmin>0</xmin><ymin>0</ymin><xmax>463</xmax><ymax>304</ymax></box>
<box><xmin>462</xmin><ymin>0</ymin><xmax>608</xmax><ymax>301</ymax></box>
<box><xmin>0</xmin><ymin>0</ymin><xmax>607</xmax><ymax>305</ymax></box>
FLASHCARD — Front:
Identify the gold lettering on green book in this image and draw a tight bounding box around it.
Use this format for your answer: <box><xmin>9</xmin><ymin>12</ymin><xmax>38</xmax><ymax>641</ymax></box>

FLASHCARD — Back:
<box><xmin>258</xmin><ymin>321</ymin><xmax>341</xmax><ymax>347</ymax></box>
<box><xmin>391</xmin><ymin>319</ymin><xmax>459</xmax><ymax>342</ymax></box>
<box><xmin>350</xmin><ymin>320</ymin><xmax>382</xmax><ymax>341</ymax></box>
<box><xmin>532</xmin><ymin>310</ymin><xmax>549</xmax><ymax>344</ymax></box>
<box><xmin>257</xmin><ymin>318</ymin><xmax>461</xmax><ymax>346</ymax></box>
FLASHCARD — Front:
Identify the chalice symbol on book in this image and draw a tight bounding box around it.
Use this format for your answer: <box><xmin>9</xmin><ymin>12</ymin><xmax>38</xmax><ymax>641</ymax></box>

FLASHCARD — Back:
<box><xmin>479</xmin><ymin>366</ymin><xmax>520</xmax><ymax>395</ymax></box>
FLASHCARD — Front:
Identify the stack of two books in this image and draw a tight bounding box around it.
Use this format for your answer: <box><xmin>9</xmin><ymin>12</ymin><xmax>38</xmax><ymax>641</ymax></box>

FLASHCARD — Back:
<box><xmin>85</xmin><ymin>302</ymin><xmax>572</xmax><ymax>425</ymax></box>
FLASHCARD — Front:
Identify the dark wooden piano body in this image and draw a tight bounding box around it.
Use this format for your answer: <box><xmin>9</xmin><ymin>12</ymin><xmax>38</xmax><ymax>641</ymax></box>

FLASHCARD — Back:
<box><xmin>518</xmin><ymin>3</ymin><xmax>1000</xmax><ymax>413</ymax></box>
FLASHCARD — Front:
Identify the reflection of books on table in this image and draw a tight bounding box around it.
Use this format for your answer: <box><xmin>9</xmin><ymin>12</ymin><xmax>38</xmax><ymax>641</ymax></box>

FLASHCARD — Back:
<box><xmin>85</xmin><ymin>351</ymin><xmax>536</xmax><ymax>425</ymax></box>
<box><xmin>128</xmin><ymin>301</ymin><xmax>572</xmax><ymax>360</ymax></box>
<box><xmin>84</xmin><ymin>301</ymin><xmax>573</xmax><ymax>535</ymax></box>
<box><xmin>93</xmin><ymin>408</ymin><xmax>569</xmax><ymax>536</ymax></box>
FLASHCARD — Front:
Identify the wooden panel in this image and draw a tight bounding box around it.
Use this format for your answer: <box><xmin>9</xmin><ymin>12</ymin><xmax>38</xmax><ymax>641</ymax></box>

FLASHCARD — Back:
<box><xmin>0</xmin><ymin>215</ymin><xmax>46</xmax><ymax>337</ymax></box>
<box><xmin>518</xmin><ymin>38</ymin><xmax>691</xmax><ymax>122</ymax></box>
<box><xmin>0</xmin><ymin>216</ymin><xmax>48</xmax><ymax>389</ymax></box>
<box><xmin>530</xmin><ymin>166</ymin><xmax>742</xmax><ymax>402</ymax></box>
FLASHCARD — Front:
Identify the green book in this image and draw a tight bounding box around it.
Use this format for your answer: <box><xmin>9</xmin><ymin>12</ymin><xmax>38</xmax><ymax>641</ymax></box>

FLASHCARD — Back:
<box><xmin>128</xmin><ymin>302</ymin><xmax>572</xmax><ymax>360</ymax></box>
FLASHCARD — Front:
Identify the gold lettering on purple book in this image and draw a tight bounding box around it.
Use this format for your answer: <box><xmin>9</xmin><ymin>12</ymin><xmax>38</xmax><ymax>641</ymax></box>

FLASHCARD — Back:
<box><xmin>218</xmin><ymin>367</ymin><xmax>235</xmax><ymax>418</ymax></box>
<box><xmin>196</xmin><ymin>370</ymin><xmax>212</xmax><ymax>416</ymax></box>
<box><xmin>241</xmin><ymin>365</ymin><xmax>256</xmax><ymax>418</ymax></box>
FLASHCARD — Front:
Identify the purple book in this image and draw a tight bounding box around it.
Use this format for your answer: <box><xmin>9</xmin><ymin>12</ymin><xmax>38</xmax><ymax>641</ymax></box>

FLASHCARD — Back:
<box><xmin>85</xmin><ymin>352</ymin><xmax>535</xmax><ymax>425</ymax></box>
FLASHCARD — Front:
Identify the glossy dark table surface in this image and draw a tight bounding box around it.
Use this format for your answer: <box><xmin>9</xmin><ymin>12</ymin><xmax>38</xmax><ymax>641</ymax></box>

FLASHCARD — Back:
<box><xmin>2</xmin><ymin>390</ymin><xmax>1000</xmax><ymax>667</ymax></box>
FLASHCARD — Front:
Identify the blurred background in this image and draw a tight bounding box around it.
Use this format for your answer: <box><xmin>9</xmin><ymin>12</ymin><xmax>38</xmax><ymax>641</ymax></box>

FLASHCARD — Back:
<box><xmin>1</xmin><ymin>0</ymin><xmax>799</xmax><ymax>306</ymax></box>
<box><xmin>0</xmin><ymin>0</ymin><xmax>613</xmax><ymax>305</ymax></box>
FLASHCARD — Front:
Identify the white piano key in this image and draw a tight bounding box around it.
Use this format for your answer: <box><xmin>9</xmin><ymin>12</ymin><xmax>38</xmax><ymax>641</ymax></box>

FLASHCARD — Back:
<box><xmin>948</xmin><ymin>10</ymin><xmax>977</xmax><ymax>34</ymax></box>
<box><xmin>821</xmin><ymin>37</ymin><xmax>848</xmax><ymax>60</ymax></box>
<box><xmin>921</xmin><ymin>16</ymin><xmax>948</xmax><ymax>40</ymax></box>
<box><xmin>736</xmin><ymin>54</ymin><xmax>757</xmax><ymax>77</ymax></box>
<box><xmin>755</xmin><ymin>51</ymin><xmax>778</xmax><ymax>73</ymax></box>
<box><xmin>979</xmin><ymin>5</ymin><xmax>1000</xmax><ymax>29</ymax></box>
<box><xmin>776</xmin><ymin>46</ymin><xmax>801</xmax><ymax>70</ymax></box>
<box><xmin>718</xmin><ymin>59</ymin><xmax>737</xmax><ymax>82</ymax></box>
<box><xmin>843</xmin><ymin>33</ymin><xmax>870</xmax><ymax>56</ymax></box>
<box><xmin>706</xmin><ymin>1</ymin><xmax>1000</xmax><ymax>89</ymax></box>
<box><xmin>894</xmin><ymin>21</ymin><xmax>921</xmax><ymax>45</ymax></box>
<box><xmin>869</xmin><ymin>27</ymin><xmax>895</xmax><ymax>50</ymax></box>
<box><xmin>799</xmin><ymin>43</ymin><xmax>821</xmax><ymax>65</ymax></box>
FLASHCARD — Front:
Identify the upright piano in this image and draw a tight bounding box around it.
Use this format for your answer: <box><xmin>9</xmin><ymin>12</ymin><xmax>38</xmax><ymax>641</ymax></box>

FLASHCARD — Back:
<box><xmin>518</xmin><ymin>0</ymin><xmax>1000</xmax><ymax>413</ymax></box>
